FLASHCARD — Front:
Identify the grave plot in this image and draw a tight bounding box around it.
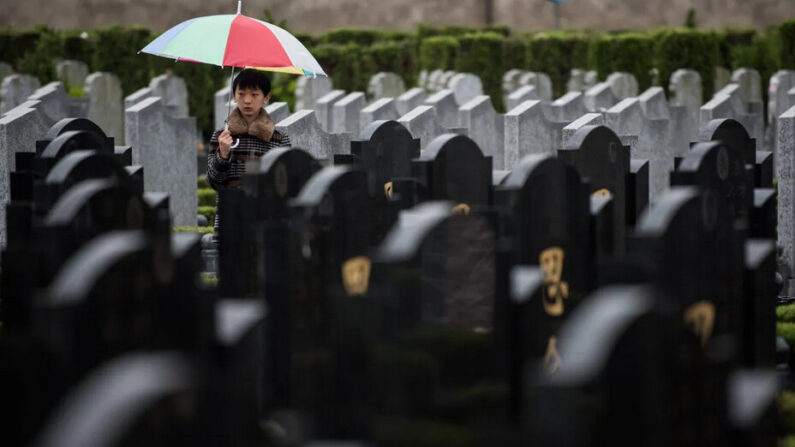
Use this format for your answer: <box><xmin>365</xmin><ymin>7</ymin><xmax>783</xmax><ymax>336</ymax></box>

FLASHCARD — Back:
<box><xmin>557</xmin><ymin>125</ymin><xmax>632</xmax><ymax>254</ymax></box>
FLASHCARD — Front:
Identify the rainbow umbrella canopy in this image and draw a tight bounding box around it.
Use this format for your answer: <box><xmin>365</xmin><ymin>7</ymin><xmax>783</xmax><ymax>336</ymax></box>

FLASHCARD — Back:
<box><xmin>140</xmin><ymin>2</ymin><xmax>326</xmax><ymax>77</ymax></box>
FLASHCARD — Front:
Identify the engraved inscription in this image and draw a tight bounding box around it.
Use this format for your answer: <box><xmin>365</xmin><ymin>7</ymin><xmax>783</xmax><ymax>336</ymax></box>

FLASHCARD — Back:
<box><xmin>342</xmin><ymin>256</ymin><xmax>371</xmax><ymax>296</ymax></box>
<box><xmin>540</xmin><ymin>247</ymin><xmax>569</xmax><ymax>316</ymax></box>
<box><xmin>684</xmin><ymin>301</ymin><xmax>715</xmax><ymax>347</ymax></box>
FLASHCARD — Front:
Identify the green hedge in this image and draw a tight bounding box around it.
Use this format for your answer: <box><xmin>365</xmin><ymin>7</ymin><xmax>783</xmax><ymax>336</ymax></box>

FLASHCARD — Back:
<box><xmin>312</xmin><ymin>43</ymin><xmax>364</xmax><ymax>92</ymax></box>
<box><xmin>198</xmin><ymin>188</ymin><xmax>216</xmax><ymax>207</ymax></box>
<box><xmin>198</xmin><ymin>205</ymin><xmax>216</xmax><ymax>225</ymax></box>
<box><xmin>0</xmin><ymin>29</ymin><xmax>41</xmax><ymax>69</ymax></box>
<box><xmin>653</xmin><ymin>28</ymin><xmax>720</xmax><ymax>99</ymax></box>
<box><xmin>778</xmin><ymin>19</ymin><xmax>795</xmax><ymax>69</ymax></box>
<box><xmin>527</xmin><ymin>31</ymin><xmax>592</xmax><ymax>98</ymax></box>
<box><xmin>319</xmin><ymin>28</ymin><xmax>382</xmax><ymax>46</ymax></box>
<box><xmin>419</xmin><ymin>36</ymin><xmax>460</xmax><ymax>71</ymax></box>
<box><xmin>777</xmin><ymin>303</ymin><xmax>795</xmax><ymax>322</ymax></box>
<box><xmin>362</xmin><ymin>40</ymin><xmax>418</xmax><ymax>89</ymax></box>
<box><xmin>718</xmin><ymin>26</ymin><xmax>756</xmax><ymax>68</ymax></box>
<box><xmin>456</xmin><ymin>32</ymin><xmax>505</xmax><ymax>111</ymax></box>
<box><xmin>588</xmin><ymin>33</ymin><xmax>655</xmax><ymax>91</ymax></box>
<box><xmin>502</xmin><ymin>36</ymin><xmax>529</xmax><ymax>71</ymax></box>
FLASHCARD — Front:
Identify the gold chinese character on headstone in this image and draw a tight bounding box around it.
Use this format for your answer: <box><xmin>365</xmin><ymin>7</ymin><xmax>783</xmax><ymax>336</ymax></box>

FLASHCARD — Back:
<box><xmin>540</xmin><ymin>247</ymin><xmax>569</xmax><ymax>316</ymax></box>
<box><xmin>684</xmin><ymin>301</ymin><xmax>715</xmax><ymax>347</ymax></box>
<box><xmin>593</xmin><ymin>188</ymin><xmax>611</xmax><ymax>198</ymax></box>
<box><xmin>341</xmin><ymin>256</ymin><xmax>371</xmax><ymax>296</ymax></box>
<box><xmin>384</xmin><ymin>181</ymin><xmax>393</xmax><ymax>199</ymax></box>
<box><xmin>452</xmin><ymin>203</ymin><xmax>471</xmax><ymax>215</ymax></box>
<box><xmin>544</xmin><ymin>336</ymin><xmax>561</xmax><ymax>374</ymax></box>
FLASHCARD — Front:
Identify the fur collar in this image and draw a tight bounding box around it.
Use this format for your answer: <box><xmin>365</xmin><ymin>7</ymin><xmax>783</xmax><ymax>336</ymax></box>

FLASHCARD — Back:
<box><xmin>227</xmin><ymin>108</ymin><xmax>275</xmax><ymax>141</ymax></box>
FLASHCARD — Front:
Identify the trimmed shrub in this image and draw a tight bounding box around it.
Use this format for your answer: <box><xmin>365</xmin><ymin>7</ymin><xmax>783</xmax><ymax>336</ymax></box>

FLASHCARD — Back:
<box><xmin>588</xmin><ymin>32</ymin><xmax>655</xmax><ymax>90</ymax></box>
<box><xmin>527</xmin><ymin>31</ymin><xmax>592</xmax><ymax>98</ymax></box>
<box><xmin>483</xmin><ymin>25</ymin><xmax>511</xmax><ymax>37</ymax></box>
<box><xmin>92</xmin><ymin>25</ymin><xmax>155</xmax><ymax>95</ymax></box>
<box><xmin>0</xmin><ymin>29</ymin><xmax>41</xmax><ymax>70</ymax></box>
<box><xmin>362</xmin><ymin>40</ymin><xmax>418</xmax><ymax>89</ymax></box>
<box><xmin>419</xmin><ymin>36</ymin><xmax>460</xmax><ymax>71</ymax></box>
<box><xmin>718</xmin><ymin>26</ymin><xmax>756</xmax><ymax>68</ymax></box>
<box><xmin>320</xmin><ymin>28</ymin><xmax>381</xmax><ymax>46</ymax></box>
<box><xmin>17</xmin><ymin>28</ymin><xmax>60</xmax><ymax>84</ymax></box>
<box><xmin>781</xmin><ymin>392</ymin><xmax>795</xmax><ymax>435</ymax></box>
<box><xmin>456</xmin><ymin>32</ymin><xmax>506</xmax><ymax>111</ymax></box>
<box><xmin>778</xmin><ymin>322</ymin><xmax>795</xmax><ymax>350</ymax></box>
<box><xmin>60</xmin><ymin>30</ymin><xmax>95</xmax><ymax>66</ymax></box>
<box><xmin>653</xmin><ymin>28</ymin><xmax>719</xmax><ymax>99</ymax></box>
<box><xmin>312</xmin><ymin>43</ymin><xmax>363</xmax><ymax>92</ymax></box>
<box><xmin>198</xmin><ymin>188</ymin><xmax>216</xmax><ymax>207</ymax></box>
<box><xmin>778</xmin><ymin>19</ymin><xmax>795</xmax><ymax>69</ymax></box>
<box><xmin>197</xmin><ymin>175</ymin><xmax>208</xmax><ymax>189</ymax></box>
<box><xmin>502</xmin><ymin>36</ymin><xmax>529</xmax><ymax>71</ymax></box>
<box><xmin>198</xmin><ymin>206</ymin><xmax>216</xmax><ymax>225</ymax></box>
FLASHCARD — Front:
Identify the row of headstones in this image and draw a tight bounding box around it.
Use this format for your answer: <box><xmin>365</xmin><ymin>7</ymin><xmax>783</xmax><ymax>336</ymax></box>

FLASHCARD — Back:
<box><xmin>0</xmin><ymin>114</ymin><xmax>779</xmax><ymax>445</ymax></box>
<box><xmin>0</xmin><ymin>67</ymin><xmax>202</xmax><ymax>241</ymax></box>
<box><xmin>240</xmin><ymin>68</ymin><xmax>776</xmax><ymax>210</ymax></box>
<box><xmin>0</xmin><ymin>117</ymin><xmax>276</xmax><ymax>447</ymax></box>
<box><xmin>206</xmin><ymin>114</ymin><xmax>779</xmax><ymax>445</ymax></box>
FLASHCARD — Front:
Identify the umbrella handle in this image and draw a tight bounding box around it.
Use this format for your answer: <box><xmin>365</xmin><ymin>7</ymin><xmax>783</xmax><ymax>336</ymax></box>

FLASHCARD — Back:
<box><xmin>224</xmin><ymin>123</ymin><xmax>241</xmax><ymax>149</ymax></box>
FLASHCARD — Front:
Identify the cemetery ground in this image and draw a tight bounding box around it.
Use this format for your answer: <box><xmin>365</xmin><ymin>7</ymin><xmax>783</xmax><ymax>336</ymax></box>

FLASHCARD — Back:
<box><xmin>3</xmin><ymin>16</ymin><xmax>795</xmax><ymax>447</ymax></box>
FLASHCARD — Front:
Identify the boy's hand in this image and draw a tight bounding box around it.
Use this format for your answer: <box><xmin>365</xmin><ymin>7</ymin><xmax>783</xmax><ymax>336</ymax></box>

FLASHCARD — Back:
<box><xmin>218</xmin><ymin>130</ymin><xmax>233</xmax><ymax>160</ymax></box>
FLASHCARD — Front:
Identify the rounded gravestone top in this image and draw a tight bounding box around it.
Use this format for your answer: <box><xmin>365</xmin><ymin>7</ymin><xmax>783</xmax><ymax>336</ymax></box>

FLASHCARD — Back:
<box><xmin>449</xmin><ymin>73</ymin><xmax>483</xmax><ymax>106</ymax></box>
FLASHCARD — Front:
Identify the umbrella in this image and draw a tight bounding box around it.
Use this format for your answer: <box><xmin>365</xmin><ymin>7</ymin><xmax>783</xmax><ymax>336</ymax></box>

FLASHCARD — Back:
<box><xmin>140</xmin><ymin>1</ymin><xmax>326</xmax><ymax>144</ymax></box>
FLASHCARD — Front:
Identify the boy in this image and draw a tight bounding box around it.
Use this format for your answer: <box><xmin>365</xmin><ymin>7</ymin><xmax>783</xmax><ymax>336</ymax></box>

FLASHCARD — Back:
<box><xmin>206</xmin><ymin>69</ymin><xmax>291</xmax><ymax>234</ymax></box>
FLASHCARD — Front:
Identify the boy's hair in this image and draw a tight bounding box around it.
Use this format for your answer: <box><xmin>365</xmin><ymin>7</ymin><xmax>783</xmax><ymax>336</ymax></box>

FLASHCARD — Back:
<box><xmin>233</xmin><ymin>68</ymin><xmax>272</xmax><ymax>95</ymax></box>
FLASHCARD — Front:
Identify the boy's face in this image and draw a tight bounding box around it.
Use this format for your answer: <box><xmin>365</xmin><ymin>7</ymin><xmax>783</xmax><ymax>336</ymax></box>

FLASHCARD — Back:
<box><xmin>235</xmin><ymin>86</ymin><xmax>270</xmax><ymax>120</ymax></box>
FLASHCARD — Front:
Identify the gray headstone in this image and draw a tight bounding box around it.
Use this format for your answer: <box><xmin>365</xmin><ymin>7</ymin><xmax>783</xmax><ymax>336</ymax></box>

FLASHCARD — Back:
<box><xmin>449</xmin><ymin>73</ymin><xmax>483</xmax><ymax>106</ymax></box>
<box><xmin>769</xmin><ymin>71</ymin><xmax>795</xmax><ymax>124</ymax></box>
<box><xmin>149</xmin><ymin>73</ymin><xmax>189</xmax><ymax>118</ymax></box>
<box><xmin>360</xmin><ymin>97</ymin><xmax>399</xmax><ymax>132</ymax></box>
<box><xmin>418</xmin><ymin>70</ymin><xmax>429</xmax><ymax>90</ymax></box>
<box><xmin>566</xmin><ymin>68</ymin><xmax>586</xmax><ymax>92</ymax></box>
<box><xmin>605</xmin><ymin>97</ymin><xmax>671</xmax><ymax>201</ymax></box>
<box><xmin>331</xmin><ymin>91</ymin><xmax>366</xmax><ymax>137</ymax></box>
<box><xmin>606</xmin><ymin>72</ymin><xmax>639</xmax><ymax>100</ymax></box>
<box><xmin>396</xmin><ymin>87</ymin><xmax>426</xmax><ymax>116</ymax></box>
<box><xmin>55</xmin><ymin>59</ymin><xmax>89</xmax><ymax>89</ymax></box>
<box><xmin>0</xmin><ymin>74</ymin><xmax>41</xmax><ymax>114</ymax></box>
<box><xmin>715</xmin><ymin>66</ymin><xmax>732</xmax><ymax>92</ymax></box>
<box><xmin>503</xmin><ymin>69</ymin><xmax>524</xmax><ymax>96</ymax></box>
<box><xmin>544</xmin><ymin>91</ymin><xmax>587</xmax><ymax>123</ymax></box>
<box><xmin>426</xmin><ymin>69</ymin><xmax>445</xmax><ymax>92</ymax></box>
<box><xmin>731</xmin><ymin>68</ymin><xmax>763</xmax><ymax>103</ymax></box>
<box><xmin>266</xmin><ymin>102</ymin><xmax>291</xmax><ymax>124</ymax></box>
<box><xmin>125</xmin><ymin>96</ymin><xmax>197</xmax><ymax>226</ymax></box>
<box><xmin>295</xmin><ymin>76</ymin><xmax>333</xmax><ymax>110</ymax></box>
<box><xmin>506</xmin><ymin>85</ymin><xmax>538</xmax><ymax>112</ymax></box>
<box><xmin>276</xmin><ymin>109</ymin><xmax>351</xmax><ymax>160</ymax></box>
<box><xmin>85</xmin><ymin>72</ymin><xmax>124</xmax><ymax>144</ymax></box>
<box><xmin>504</xmin><ymin>100</ymin><xmax>563</xmax><ymax>167</ymax></box>
<box><xmin>438</xmin><ymin>71</ymin><xmax>457</xmax><ymax>91</ymax></box>
<box><xmin>638</xmin><ymin>87</ymin><xmax>670</xmax><ymax>120</ymax></box>
<box><xmin>584</xmin><ymin>82</ymin><xmax>619</xmax><ymax>112</ymax></box>
<box><xmin>314</xmin><ymin>89</ymin><xmax>346</xmax><ymax>132</ymax></box>
<box><xmin>398</xmin><ymin>105</ymin><xmax>466</xmax><ymax>151</ymax></box>
<box><xmin>776</xmin><ymin>105</ymin><xmax>795</xmax><ymax>277</ymax></box>
<box><xmin>770</xmin><ymin>71</ymin><xmax>795</xmax><ymax>162</ymax></box>
<box><xmin>669</xmin><ymin>69</ymin><xmax>703</xmax><ymax>110</ymax></box>
<box><xmin>0</xmin><ymin>62</ymin><xmax>13</xmax><ymax>81</ymax></box>
<box><xmin>0</xmin><ymin>102</ymin><xmax>49</xmax><ymax>247</ymax></box>
<box><xmin>459</xmin><ymin>95</ymin><xmax>505</xmax><ymax>169</ymax></box>
<box><xmin>701</xmin><ymin>83</ymin><xmax>764</xmax><ymax>147</ymax></box>
<box><xmin>424</xmin><ymin>89</ymin><xmax>460</xmax><ymax>128</ymax></box>
<box><xmin>584</xmin><ymin>70</ymin><xmax>599</xmax><ymax>89</ymax></box>
<box><xmin>214</xmin><ymin>86</ymin><xmax>233</xmax><ymax>131</ymax></box>
<box><xmin>124</xmin><ymin>87</ymin><xmax>153</xmax><ymax>111</ymax></box>
<box><xmin>518</xmin><ymin>71</ymin><xmax>553</xmax><ymax>101</ymax></box>
<box><xmin>28</xmin><ymin>82</ymin><xmax>70</xmax><ymax>127</ymax></box>
<box><xmin>367</xmin><ymin>72</ymin><xmax>405</xmax><ymax>100</ymax></box>
<box><xmin>562</xmin><ymin>112</ymin><xmax>604</xmax><ymax>146</ymax></box>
